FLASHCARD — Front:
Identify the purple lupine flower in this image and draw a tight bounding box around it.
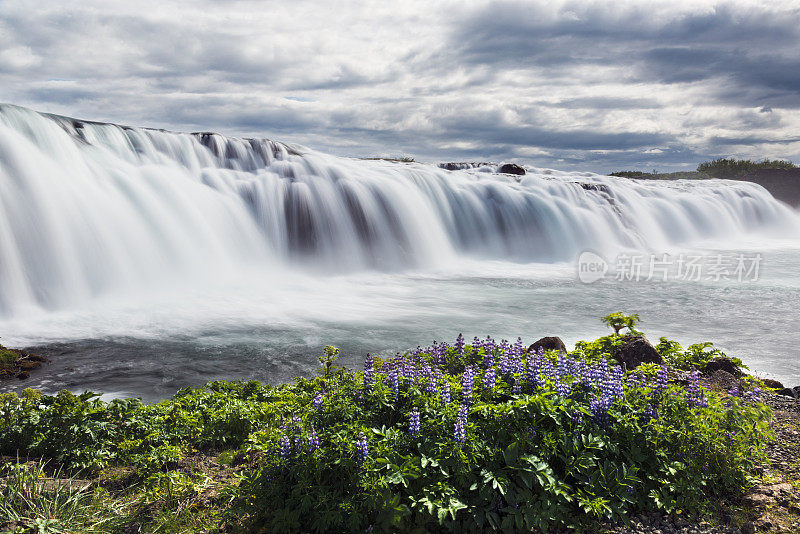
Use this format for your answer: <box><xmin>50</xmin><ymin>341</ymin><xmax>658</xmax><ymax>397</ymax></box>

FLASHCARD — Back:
<box><xmin>483</xmin><ymin>344</ymin><xmax>495</xmax><ymax>369</ymax></box>
<box><xmin>440</xmin><ymin>381</ymin><xmax>451</xmax><ymax>405</ymax></box>
<box><xmin>389</xmin><ymin>368</ymin><xmax>400</xmax><ymax>399</ymax></box>
<box><xmin>483</xmin><ymin>336</ymin><xmax>495</xmax><ymax>357</ymax></box>
<box><xmin>744</xmin><ymin>387</ymin><xmax>762</xmax><ymax>403</ymax></box>
<box><xmin>405</xmin><ymin>362</ymin><xmax>418</xmax><ymax>385</ymax></box>
<box><xmin>364</xmin><ymin>354</ymin><xmax>375</xmax><ymax>387</ymax></box>
<box><xmin>512</xmin><ymin>382</ymin><xmax>521</xmax><ymax>395</ymax></box>
<box><xmin>640</xmin><ymin>403</ymin><xmax>657</xmax><ymax>424</ymax></box>
<box><xmin>687</xmin><ymin>369</ymin><xmax>708</xmax><ymax>407</ymax></box>
<box><xmin>557</xmin><ymin>355</ymin><xmax>569</xmax><ymax>380</ymax></box>
<box><xmin>462</xmin><ymin>366</ymin><xmax>474</xmax><ymax>405</ymax></box>
<box><xmin>526</xmin><ymin>356</ymin><xmax>540</xmax><ymax>388</ymax></box>
<box><xmin>356</xmin><ymin>432</ymin><xmax>369</xmax><ymax>464</ymax></box>
<box><xmin>313</xmin><ymin>392</ymin><xmax>324</xmax><ymax>409</ymax></box>
<box><xmin>654</xmin><ymin>365</ymin><xmax>669</xmax><ymax>396</ymax></box>
<box><xmin>572</xmin><ymin>409</ymin><xmax>584</xmax><ymax>425</ymax></box>
<box><xmin>499</xmin><ymin>339</ymin><xmax>511</xmax><ymax>359</ymax></box>
<box><xmin>280</xmin><ymin>434</ymin><xmax>292</xmax><ymax>460</ymax></box>
<box><xmin>455</xmin><ymin>333</ymin><xmax>465</xmax><ymax>357</ymax></box>
<box><xmin>557</xmin><ymin>380</ymin><xmax>571</xmax><ymax>398</ymax></box>
<box><xmin>308</xmin><ymin>428</ymin><xmax>320</xmax><ymax>452</ymax></box>
<box><xmin>499</xmin><ymin>355</ymin><xmax>510</xmax><ymax>375</ymax></box>
<box><xmin>590</xmin><ymin>396</ymin><xmax>613</xmax><ymax>427</ymax></box>
<box><xmin>728</xmin><ymin>386</ymin><xmax>740</xmax><ymax>397</ymax></box>
<box><xmin>454</xmin><ymin>404</ymin><xmax>468</xmax><ymax>444</ymax></box>
<box><xmin>426</xmin><ymin>373</ymin><xmax>438</xmax><ymax>394</ymax></box>
<box><xmin>484</xmin><ymin>367</ymin><xmax>496</xmax><ymax>390</ymax></box>
<box><xmin>605</xmin><ymin>366</ymin><xmax>624</xmax><ymax>398</ymax></box>
<box><xmin>540</xmin><ymin>357</ymin><xmax>554</xmax><ymax>381</ymax></box>
<box><xmin>514</xmin><ymin>337</ymin><xmax>524</xmax><ymax>358</ymax></box>
<box><xmin>409</xmin><ymin>408</ymin><xmax>421</xmax><ymax>436</ymax></box>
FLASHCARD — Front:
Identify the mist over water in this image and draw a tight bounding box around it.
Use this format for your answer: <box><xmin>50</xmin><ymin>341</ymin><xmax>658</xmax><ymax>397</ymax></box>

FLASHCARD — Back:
<box><xmin>1</xmin><ymin>104</ymin><xmax>799</xmax><ymax>400</ymax></box>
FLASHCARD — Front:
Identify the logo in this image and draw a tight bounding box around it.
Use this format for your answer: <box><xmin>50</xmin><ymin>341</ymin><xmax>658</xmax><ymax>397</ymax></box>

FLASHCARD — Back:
<box><xmin>577</xmin><ymin>251</ymin><xmax>608</xmax><ymax>284</ymax></box>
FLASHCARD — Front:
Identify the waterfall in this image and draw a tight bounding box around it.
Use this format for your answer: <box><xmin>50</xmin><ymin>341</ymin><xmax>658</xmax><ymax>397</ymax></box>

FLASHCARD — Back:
<box><xmin>0</xmin><ymin>103</ymin><xmax>798</xmax><ymax>317</ymax></box>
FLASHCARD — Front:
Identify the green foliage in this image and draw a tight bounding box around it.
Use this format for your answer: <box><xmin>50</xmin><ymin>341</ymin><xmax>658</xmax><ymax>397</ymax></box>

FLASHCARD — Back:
<box><xmin>655</xmin><ymin>338</ymin><xmax>748</xmax><ymax>372</ymax></box>
<box><xmin>0</xmin><ymin>331</ymin><xmax>771</xmax><ymax>533</ymax></box>
<box><xmin>318</xmin><ymin>345</ymin><xmax>341</xmax><ymax>377</ymax></box>
<box><xmin>601</xmin><ymin>312</ymin><xmax>641</xmax><ymax>335</ymax></box>
<box><xmin>697</xmin><ymin>158</ymin><xmax>796</xmax><ymax>178</ymax></box>
<box><xmin>572</xmin><ymin>335</ymin><xmax>625</xmax><ymax>361</ymax></box>
<box><xmin>0</xmin><ymin>347</ymin><xmax>18</xmax><ymax>371</ymax></box>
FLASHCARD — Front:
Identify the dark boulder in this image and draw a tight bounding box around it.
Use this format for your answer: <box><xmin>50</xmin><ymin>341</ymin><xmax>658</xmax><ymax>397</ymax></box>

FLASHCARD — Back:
<box><xmin>527</xmin><ymin>336</ymin><xmax>567</xmax><ymax>354</ymax></box>
<box><xmin>778</xmin><ymin>388</ymin><xmax>798</xmax><ymax>399</ymax></box>
<box><xmin>498</xmin><ymin>163</ymin><xmax>526</xmax><ymax>176</ymax></box>
<box><xmin>763</xmin><ymin>378</ymin><xmax>785</xmax><ymax>390</ymax></box>
<box><xmin>701</xmin><ymin>357</ymin><xmax>742</xmax><ymax>378</ymax></box>
<box><xmin>613</xmin><ymin>335</ymin><xmax>663</xmax><ymax>370</ymax></box>
<box><xmin>705</xmin><ymin>369</ymin><xmax>741</xmax><ymax>393</ymax></box>
<box><xmin>794</xmin><ymin>386</ymin><xmax>800</xmax><ymax>397</ymax></box>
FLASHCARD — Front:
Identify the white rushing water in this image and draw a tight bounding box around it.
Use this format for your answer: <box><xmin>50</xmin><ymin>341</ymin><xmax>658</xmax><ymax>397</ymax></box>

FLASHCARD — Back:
<box><xmin>0</xmin><ymin>103</ymin><xmax>799</xmax><ymax>399</ymax></box>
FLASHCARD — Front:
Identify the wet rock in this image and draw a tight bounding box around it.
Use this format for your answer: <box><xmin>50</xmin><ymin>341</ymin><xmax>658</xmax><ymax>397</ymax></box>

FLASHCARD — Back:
<box><xmin>16</xmin><ymin>371</ymin><xmax>29</xmax><ymax>380</ymax></box>
<box><xmin>498</xmin><ymin>163</ymin><xmax>526</xmax><ymax>175</ymax></box>
<box><xmin>527</xmin><ymin>336</ymin><xmax>567</xmax><ymax>354</ymax></box>
<box><xmin>613</xmin><ymin>335</ymin><xmax>664</xmax><ymax>370</ymax></box>
<box><xmin>577</xmin><ymin>182</ymin><xmax>612</xmax><ymax>195</ymax></box>
<box><xmin>779</xmin><ymin>387</ymin><xmax>798</xmax><ymax>398</ymax></box>
<box><xmin>701</xmin><ymin>357</ymin><xmax>743</xmax><ymax>378</ymax></box>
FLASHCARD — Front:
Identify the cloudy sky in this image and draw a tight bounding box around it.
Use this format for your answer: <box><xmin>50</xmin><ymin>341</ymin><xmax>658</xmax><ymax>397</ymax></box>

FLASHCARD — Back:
<box><xmin>1</xmin><ymin>0</ymin><xmax>799</xmax><ymax>172</ymax></box>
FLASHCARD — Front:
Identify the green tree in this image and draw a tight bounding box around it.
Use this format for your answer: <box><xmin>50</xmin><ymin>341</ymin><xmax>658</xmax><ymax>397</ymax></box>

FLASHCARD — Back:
<box><xmin>601</xmin><ymin>312</ymin><xmax>641</xmax><ymax>335</ymax></box>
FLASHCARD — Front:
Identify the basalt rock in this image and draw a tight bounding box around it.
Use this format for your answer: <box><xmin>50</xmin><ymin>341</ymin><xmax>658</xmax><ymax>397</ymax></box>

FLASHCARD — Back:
<box><xmin>778</xmin><ymin>387</ymin><xmax>798</xmax><ymax>399</ymax></box>
<box><xmin>705</xmin><ymin>369</ymin><xmax>741</xmax><ymax>392</ymax></box>
<box><xmin>701</xmin><ymin>357</ymin><xmax>743</xmax><ymax>378</ymax></box>
<box><xmin>613</xmin><ymin>335</ymin><xmax>663</xmax><ymax>370</ymax></box>
<box><xmin>0</xmin><ymin>345</ymin><xmax>48</xmax><ymax>380</ymax></box>
<box><xmin>527</xmin><ymin>336</ymin><xmax>567</xmax><ymax>354</ymax></box>
<box><xmin>763</xmin><ymin>378</ymin><xmax>785</xmax><ymax>390</ymax></box>
<box><xmin>498</xmin><ymin>163</ymin><xmax>526</xmax><ymax>176</ymax></box>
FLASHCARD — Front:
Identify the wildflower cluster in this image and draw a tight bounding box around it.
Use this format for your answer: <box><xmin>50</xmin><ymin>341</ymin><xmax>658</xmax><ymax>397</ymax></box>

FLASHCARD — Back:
<box><xmin>0</xmin><ymin>328</ymin><xmax>774</xmax><ymax>534</ymax></box>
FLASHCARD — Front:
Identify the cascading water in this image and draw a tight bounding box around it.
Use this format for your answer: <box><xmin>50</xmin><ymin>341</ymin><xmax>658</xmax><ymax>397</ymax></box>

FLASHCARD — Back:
<box><xmin>1</xmin><ymin>103</ymin><xmax>797</xmax><ymax>319</ymax></box>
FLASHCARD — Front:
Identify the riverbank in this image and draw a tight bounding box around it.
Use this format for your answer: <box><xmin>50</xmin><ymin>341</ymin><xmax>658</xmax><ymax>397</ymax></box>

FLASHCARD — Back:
<box><xmin>1</xmin><ymin>320</ymin><xmax>798</xmax><ymax>533</ymax></box>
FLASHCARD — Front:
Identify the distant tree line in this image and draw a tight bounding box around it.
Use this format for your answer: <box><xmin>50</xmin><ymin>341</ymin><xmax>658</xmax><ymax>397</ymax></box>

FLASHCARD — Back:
<box><xmin>610</xmin><ymin>158</ymin><xmax>796</xmax><ymax>180</ymax></box>
<box><xmin>696</xmin><ymin>158</ymin><xmax>796</xmax><ymax>178</ymax></box>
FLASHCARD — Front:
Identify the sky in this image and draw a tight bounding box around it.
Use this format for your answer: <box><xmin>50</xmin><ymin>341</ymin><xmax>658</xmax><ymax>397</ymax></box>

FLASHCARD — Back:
<box><xmin>1</xmin><ymin>0</ymin><xmax>799</xmax><ymax>172</ymax></box>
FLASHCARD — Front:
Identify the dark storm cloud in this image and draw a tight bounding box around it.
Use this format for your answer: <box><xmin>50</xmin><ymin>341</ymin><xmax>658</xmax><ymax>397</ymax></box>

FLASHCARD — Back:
<box><xmin>453</xmin><ymin>2</ymin><xmax>800</xmax><ymax>104</ymax></box>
